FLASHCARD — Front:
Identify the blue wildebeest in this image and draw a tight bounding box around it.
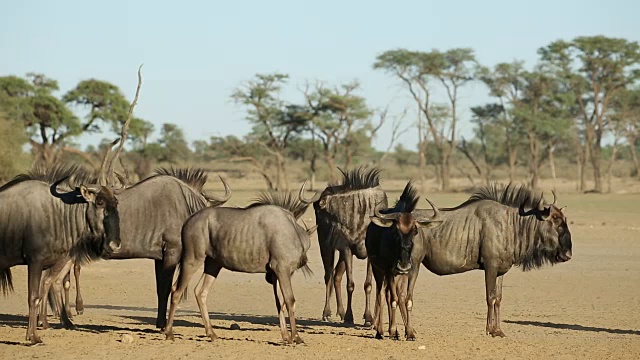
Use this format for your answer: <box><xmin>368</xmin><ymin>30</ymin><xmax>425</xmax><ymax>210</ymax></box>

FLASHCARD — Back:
<box><xmin>45</xmin><ymin>167</ymin><xmax>231</xmax><ymax>330</ymax></box>
<box><xmin>365</xmin><ymin>181</ymin><xmax>441</xmax><ymax>340</ymax></box>
<box><xmin>299</xmin><ymin>167</ymin><xmax>387</xmax><ymax>325</ymax></box>
<box><xmin>165</xmin><ymin>188</ymin><xmax>315</xmax><ymax>345</ymax></box>
<box><xmin>0</xmin><ymin>163</ymin><xmax>121</xmax><ymax>345</ymax></box>
<box><xmin>406</xmin><ymin>183</ymin><xmax>573</xmax><ymax>337</ymax></box>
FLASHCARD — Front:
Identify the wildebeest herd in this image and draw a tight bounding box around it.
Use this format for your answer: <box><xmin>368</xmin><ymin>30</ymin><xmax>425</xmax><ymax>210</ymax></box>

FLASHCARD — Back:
<box><xmin>0</xmin><ymin>163</ymin><xmax>572</xmax><ymax>346</ymax></box>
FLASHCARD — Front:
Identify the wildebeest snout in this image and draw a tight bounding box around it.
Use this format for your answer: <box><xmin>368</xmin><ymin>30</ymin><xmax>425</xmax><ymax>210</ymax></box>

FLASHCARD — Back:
<box><xmin>395</xmin><ymin>261</ymin><xmax>412</xmax><ymax>274</ymax></box>
<box><xmin>108</xmin><ymin>241</ymin><xmax>121</xmax><ymax>253</ymax></box>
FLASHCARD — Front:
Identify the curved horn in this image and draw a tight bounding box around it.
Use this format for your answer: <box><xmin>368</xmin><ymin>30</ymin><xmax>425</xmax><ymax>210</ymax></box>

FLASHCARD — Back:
<box><xmin>203</xmin><ymin>176</ymin><xmax>231</xmax><ymax>206</ymax></box>
<box><xmin>374</xmin><ymin>206</ymin><xmax>400</xmax><ymax>221</ymax></box>
<box><xmin>50</xmin><ymin>176</ymin><xmax>90</xmax><ymax>204</ymax></box>
<box><xmin>298</xmin><ymin>180</ymin><xmax>322</xmax><ymax>204</ymax></box>
<box><xmin>518</xmin><ymin>196</ymin><xmax>538</xmax><ymax>217</ymax></box>
<box><xmin>551</xmin><ymin>190</ymin><xmax>557</xmax><ymax>206</ymax></box>
<box><xmin>424</xmin><ymin>197</ymin><xmax>440</xmax><ymax>220</ymax></box>
<box><xmin>113</xmin><ymin>172</ymin><xmax>127</xmax><ymax>194</ymax></box>
<box><xmin>50</xmin><ymin>176</ymin><xmax>71</xmax><ymax>198</ymax></box>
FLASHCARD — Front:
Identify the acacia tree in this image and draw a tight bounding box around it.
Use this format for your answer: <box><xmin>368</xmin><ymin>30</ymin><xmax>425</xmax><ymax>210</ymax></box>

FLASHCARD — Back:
<box><xmin>610</xmin><ymin>87</ymin><xmax>640</xmax><ymax>177</ymax></box>
<box><xmin>302</xmin><ymin>80</ymin><xmax>375</xmax><ymax>180</ymax></box>
<box><xmin>458</xmin><ymin>103</ymin><xmax>506</xmax><ymax>184</ymax></box>
<box><xmin>539</xmin><ymin>36</ymin><xmax>640</xmax><ymax>192</ymax></box>
<box><xmin>374</xmin><ymin>48</ymin><xmax>476</xmax><ymax>191</ymax></box>
<box><xmin>0</xmin><ymin>73</ymin><xmax>82</xmax><ymax>165</ymax></box>
<box><xmin>478</xmin><ymin>61</ymin><xmax>526</xmax><ymax>181</ymax></box>
<box><xmin>232</xmin><ymin>73</ymin><xmax>305</xmax><ymax>190</ymax></box>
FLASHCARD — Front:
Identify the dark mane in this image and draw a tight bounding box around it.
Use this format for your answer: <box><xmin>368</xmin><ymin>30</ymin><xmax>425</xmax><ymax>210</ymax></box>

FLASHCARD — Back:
<box><xmin>246</xmin><ymin>191</ymin><xmax>310</xmax><ymax>219</ymax></box>
<box><xmin>326</xmin><ymin>166</ymin><xmax>381</xmax><ymax>194</ymax></box>
<box><xmin>442</xmin><ymin>182</ymin><xmax>544</xmax><ymax>211</ymax></box>
<box><xmin>392</xmin><ymin>181</ymin><xmax>419</xmax><ymax>213</ymax></box>
<box><xmin>0</xmin><ymin>162</ymin><xmax>96</xmax><ymax>192</ymax></box>
<box><xmin>153</xmin><ymin>167</ymin><xmax>208</xmax><ymax>193</ymax></box>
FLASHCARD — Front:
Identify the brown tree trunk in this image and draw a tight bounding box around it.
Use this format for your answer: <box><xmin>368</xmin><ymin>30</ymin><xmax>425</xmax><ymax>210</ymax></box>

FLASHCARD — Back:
<box><xmin>324</xmin><ymin>150</ymin><xmax>338</xmax><ymax>182</ymax></box>
<box><xmin>506</xmin><ymin>130</ymin><xmax>517</xmax><ymax>182</ymax></box>
<box><xmin>606</xmin><ymin>142</ymin><xmax>618</xmax><ymax>193</ymax></box>
<box><xmin>591</xmin><ymin>142</ymin><xmax>603</xmax><ymax>192</ymax></box>
<box><xmin>441</xmin><ymin>151</ymin><xmax>450</xmax><ymax>192</ymax></box>
<box><xmin>628</xmin><ymin>133</ymin><xmax>639</xmax><ymax>177</ymax></box>
<box><xmin>528</xmin><ymin>131</ymin><xmax>541</xmax><ymax>189</ymax></box>
<box><xmin>276</xmin><ymin>151</ymin><xmax>288</xmax><ymax>191</ymax></box>
<box><xmin>548</xmin><ymin>141</ymin><xmax>557</xmax><ymax>192</ymax></box>
<box><xmin>417</xmin><ymin>115</ymin><xmax>426</xmax><ymax>189</ymax></box>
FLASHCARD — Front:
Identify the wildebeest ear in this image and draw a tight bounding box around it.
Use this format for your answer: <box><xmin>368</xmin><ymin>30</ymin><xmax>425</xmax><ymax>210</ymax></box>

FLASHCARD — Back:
<box><xmin>416</xmin><ymin>219</ymin><xmax>443</xmax><ymax>229</ymax></box>
<box><xmin>370</xmin><ymin>216</ymin><xmax>394</xmax><ymax>228</ymax></box>
<box><xmin>79</xmin><ymin>185</ymin><xmax>98</xmax><ymax>204</ymax></box>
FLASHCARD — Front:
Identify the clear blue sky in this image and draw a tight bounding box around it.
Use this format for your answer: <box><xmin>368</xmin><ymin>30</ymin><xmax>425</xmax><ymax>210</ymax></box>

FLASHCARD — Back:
<box><xmin>1</xmin><ymin>0</ymin><xmax>638</xmax><ymax>151</ymax></box>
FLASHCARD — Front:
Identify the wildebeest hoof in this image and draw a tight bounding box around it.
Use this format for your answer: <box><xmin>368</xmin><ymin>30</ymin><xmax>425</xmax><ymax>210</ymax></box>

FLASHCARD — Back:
<box><xmin>66</xmin><ymin>311</ymin><xmax>74</xmax><ymax>320</ymax></box>
<box><xmin>208</xmin><ymin>333</ymin><xmax>218</xmax><ymax>342</ymax></box>
<box><xmin>375</xmin><ymin>332</ymin><xmax>384</xmax><ymax>340</ymax></box>
<box><xmin>164</xmin><ymin>331</ymin><xmax>175</xmax><ymax>341</ymax></box>
<box><xmin>294</xmin><ymin>335</ymin><xmax>304</xmax><ymax>345</ymax></box>
<box><xmin>62</xmin><ymin>322</ymin><xmax>76</xmax><ymax>330</ymax></box>
<box><xmin>406</xmin><ymin>335</ymin><xmax>416</xmax><ymax>341</ymax></box>
<box><xmin>364</xmin><ymin>320</ymin><xmax>373</xmax><ymax>328</ymax></box>
<box><xmin>28</xmin><ymin>335</ymin><xmax>43</xmax><ymax>346</ymax></box>
<box><xmin>490</xmin><ymin>330</ymin><xmax>506</xmax><ymax>338</ymax></box>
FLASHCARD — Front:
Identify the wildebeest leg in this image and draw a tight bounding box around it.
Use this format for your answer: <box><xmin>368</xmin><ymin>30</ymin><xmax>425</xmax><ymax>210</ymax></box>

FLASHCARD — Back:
<box><xmin>37</xmin><ymin>269</ymin><xmax>53</xmax><ymax>329</ymax></box>
<box><xmin>195</xmin><ymin>257</ymin><xmax>222</xmax><ymax>342</ymax></box>
<box><xmin>484</xmin><ymin>268</ymin><xmax>503</xmax><ymax>337</ymax></box>
<box><xmin>372</xmin><ymin>267</ymin><xmax>385</xmax><ymax>339</ymax></box>
<box><xmin>63</xmin><ymin>270</ymin><xmax>73</xmax><ymax>318</ymax></box>
<box><xmin>165</xmin><ymin>256</ymin><xmax>203</xmax><ymax>341</ymax></box>
<box><xmin>50</xmin><ymin>260</ymin><xmax>75</xmax><ymax>330</ymax></box>
<box><xmin>342</xmin><ymin>249</ymin><xmax>356</xmax><ymax>324</ymax></box>
<box><xmin>396</xmin><ymin>275</ymin><xmax>415</xmax><ymax>340</ymax></box>
<box><xmin>38</xmin><ymin>259</ymin><xmax>71</xmax><ymax>329</ymax></box>
<box><xmin>387</xmin><ymin>274</ymin><xmax>400</xmax><ymax>340</ymax></box>
<box><xmin>320</xmin><ymin>245</ymin><xmax>335</xmax><ymax>321</ymax></box>
<box><xmin>404</xmin><ymin>266</ymin><xmax>421</xmax><ymax>340</ymax></box>
<box><xmin>154</xmin><ymin>259</ymin><xmax>176</xmax><ymax>330</ymax></box>
<box><xmin>363</xmin><ymin>259</ymin><xmax>374</xmax><ymax>327</ymax></box>
<box><xmin>333</xmin><ymin>256</ymin><xmax>346</xmax><ymax>321</ymax></box>
<box><xmin>26</xmin><ymin>262</ymin><xmax>44</xmax><ymax>345</ymax></box>
<box><xmin>271</xmin><ymin>273</ymin><xmax>289</xmax><ymax>343</ymax></box>
<box><xmin>492</xmin><ymin>275</ymin><xmax>505</xmax><ymax>337</ymax></box>
<box><xmin>275</xmin><ymin>269</ymin><xmax>303</xmax><ymax>345</ymax></box>
<box><xmin>74</xmin><ymin>262</ymin><xmax>84</xmax><ymax>315</ymax></box>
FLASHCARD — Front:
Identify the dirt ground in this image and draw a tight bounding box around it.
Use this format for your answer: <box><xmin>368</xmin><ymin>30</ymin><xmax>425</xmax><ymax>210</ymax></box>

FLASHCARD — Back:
<box><xmin>1</xmin><ymin>179</ymin><xmax>640</xmax><ymax>359</ymax></box>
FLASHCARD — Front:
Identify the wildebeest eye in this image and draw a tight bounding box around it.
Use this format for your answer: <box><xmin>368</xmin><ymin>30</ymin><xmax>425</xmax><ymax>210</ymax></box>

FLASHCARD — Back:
<box><xmin>96</xmin><ymin>198</ymin><xmax>105</xmax><ymax>207</ymax></box>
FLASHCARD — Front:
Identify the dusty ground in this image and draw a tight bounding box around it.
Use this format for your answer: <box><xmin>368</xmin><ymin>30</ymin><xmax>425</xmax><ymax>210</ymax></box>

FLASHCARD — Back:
<box><xmin>1</xmin><ymin>179</ymin><xmax>640</xmax><ymax>359</ymax></box>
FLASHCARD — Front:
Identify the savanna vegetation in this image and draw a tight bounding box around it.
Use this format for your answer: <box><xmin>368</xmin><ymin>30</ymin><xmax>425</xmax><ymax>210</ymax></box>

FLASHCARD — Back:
<box><xmin>1</xmin><ymin>35</ymin><xmax>639</xmax><ymax>193</ymax></box>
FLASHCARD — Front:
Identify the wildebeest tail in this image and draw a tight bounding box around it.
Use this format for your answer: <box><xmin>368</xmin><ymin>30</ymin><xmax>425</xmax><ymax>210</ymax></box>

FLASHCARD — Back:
<box><xmin>298</xmin><ymin>254</ymin><xmax>314</xmax><ymax>279</ymax></box>
<box><xmin>171</xmin><ymin>263</ymin><xmax>189</xmax><ymax>303</ymax></box>
<box><xmin>0</xmin><ymin>268</ymin><xmax>13</xmax><ymax>296</ymax></box>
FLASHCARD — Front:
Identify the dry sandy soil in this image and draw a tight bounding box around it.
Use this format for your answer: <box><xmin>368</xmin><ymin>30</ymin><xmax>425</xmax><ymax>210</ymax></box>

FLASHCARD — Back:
<box><xmin>1</xmin><ymin>179</ymin><xmax>639</xmax><ymax>359</ymax></box>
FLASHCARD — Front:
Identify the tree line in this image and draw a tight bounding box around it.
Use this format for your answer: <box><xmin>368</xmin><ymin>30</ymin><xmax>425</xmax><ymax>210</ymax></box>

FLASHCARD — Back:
<box><xmin>1</xmin><ymin>35</ymin><xmax>639</xmax><ymax>192</ymax></box>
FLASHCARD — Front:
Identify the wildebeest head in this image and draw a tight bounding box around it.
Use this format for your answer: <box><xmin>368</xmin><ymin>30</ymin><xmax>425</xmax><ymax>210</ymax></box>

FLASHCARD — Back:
<box><xmin>370</xmin><ymin>183</ymin><xmax>442</xmax><ymax>274</ymax></box>
<box><xmin>51</xmin><ymin>177</ymin><xmax>121</xmax><ymax>255</ymax></box>
<box><xmin>519</xmin><ymin>191</ymin><xmax>572</xmax><ymax>264</ymax></box>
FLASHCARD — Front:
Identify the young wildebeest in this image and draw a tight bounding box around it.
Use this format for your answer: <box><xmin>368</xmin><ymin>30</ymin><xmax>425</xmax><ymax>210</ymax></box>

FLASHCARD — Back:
<box><xmin>165</xmin><ymin>189</ymin><xmax>314</xmax><ymax>344</ymax></box>
<box><xmin>365</xmin><ymin>182</ymin><xmax>441</xmax><ymax>340</ymax></box>
<box><xmin>407</xmin><ymin>183</ymin><xmax>573</xmax><ymax>337</ymax></box>
<box><xmin>42</xmin><ymin>167</ymin><xmax>231</xmax><ymax>330</ymax></box>
<box><xmin>0</xmin><ymin>163</ymin><xmax>121</xmax><ymax>345</ymax></box>
<box><xmin>299</xmin><ymin>167</ymin><xmax>387</xmax><ymax>325</ymax></box>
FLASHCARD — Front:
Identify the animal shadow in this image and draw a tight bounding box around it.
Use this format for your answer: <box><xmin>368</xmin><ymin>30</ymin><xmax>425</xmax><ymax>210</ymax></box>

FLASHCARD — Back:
<box><xmin>505</xmin><ymin>320</ymin><xmax>640</xmax><ymax>335</ymax></box>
